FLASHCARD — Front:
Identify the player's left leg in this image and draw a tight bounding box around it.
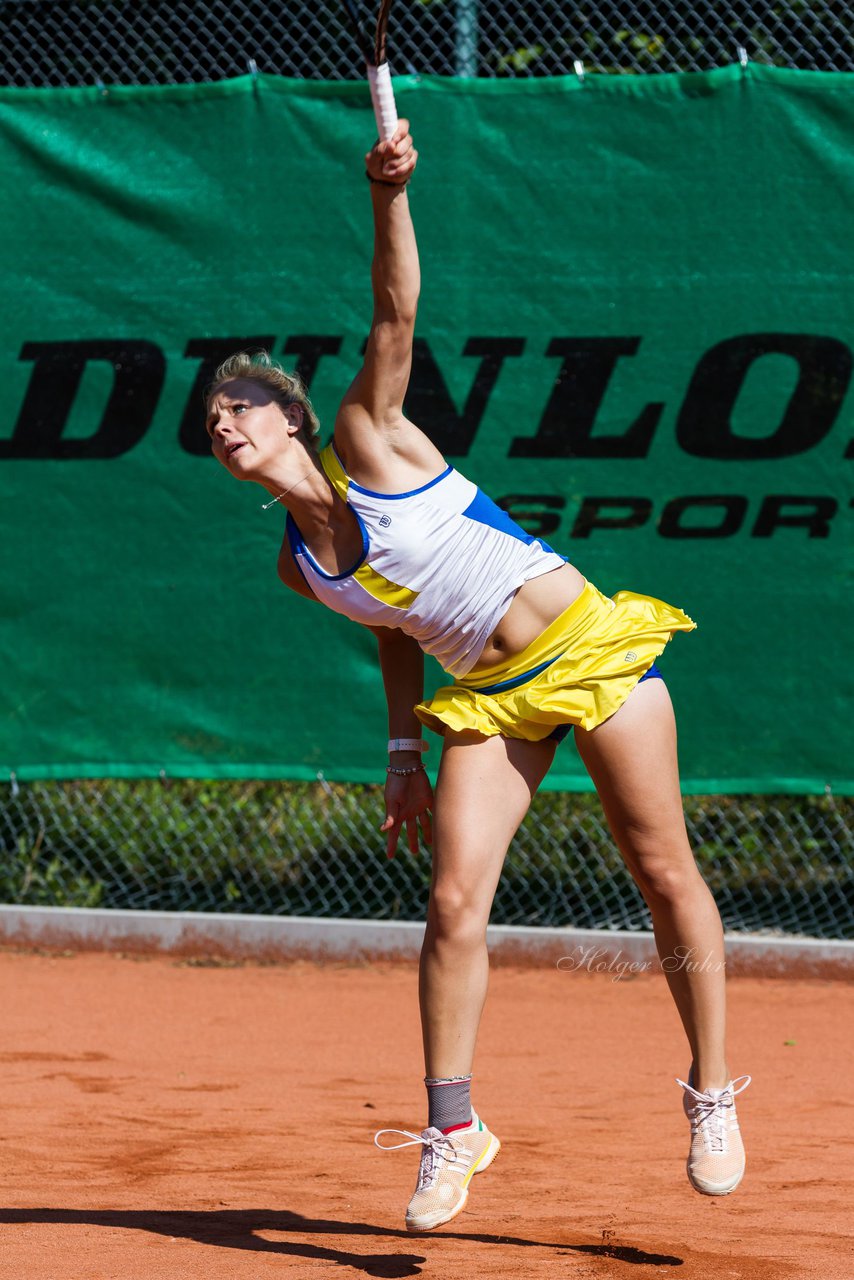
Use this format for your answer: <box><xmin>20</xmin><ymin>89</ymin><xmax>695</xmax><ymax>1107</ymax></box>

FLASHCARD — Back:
<box><xmin>574</xmin><ymin>675</ymin><xmax>750</xmax><ymax>1195</ymax></box>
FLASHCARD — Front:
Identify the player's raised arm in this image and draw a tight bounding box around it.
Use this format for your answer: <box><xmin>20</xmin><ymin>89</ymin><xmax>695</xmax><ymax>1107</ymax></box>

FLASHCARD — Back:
<box><xmin>336</xmin><ymin>121</ymin><xmax>419</xmax><ymax>440</ymax></box>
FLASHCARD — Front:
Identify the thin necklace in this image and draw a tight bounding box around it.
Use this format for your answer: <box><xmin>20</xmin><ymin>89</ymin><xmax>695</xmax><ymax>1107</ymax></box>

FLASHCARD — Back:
<box><xmin>261</xmin><ymin>472</ymin><xmax>315</xmax><ymax>510</ymax></box>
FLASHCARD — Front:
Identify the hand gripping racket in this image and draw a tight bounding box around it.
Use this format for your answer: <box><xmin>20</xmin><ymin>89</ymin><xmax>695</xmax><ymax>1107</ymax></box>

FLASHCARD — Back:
<box><xmin>339</xmin><ymin>0</ymin><xmax>399</xmax><ymax>141</ymax></box>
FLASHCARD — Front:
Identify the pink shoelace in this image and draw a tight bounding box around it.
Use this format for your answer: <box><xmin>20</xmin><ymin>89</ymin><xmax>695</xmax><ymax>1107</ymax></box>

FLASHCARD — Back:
<box><xmin>676</xmin><ymin>1075</ymin><xmax>752</xmax><ymax>1153</ymax></box>
<box><xmin>374</xmin><ymin>1126</ymin><xmax>473</xmax><ymax>1190</ymax></box>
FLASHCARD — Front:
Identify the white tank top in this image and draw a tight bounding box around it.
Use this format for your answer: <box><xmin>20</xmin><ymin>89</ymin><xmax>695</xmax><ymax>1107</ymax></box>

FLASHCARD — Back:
<box><xmin>287</xmin><ymin>443</ymin><xmax>567</xmax><ymax>677</ymax></box>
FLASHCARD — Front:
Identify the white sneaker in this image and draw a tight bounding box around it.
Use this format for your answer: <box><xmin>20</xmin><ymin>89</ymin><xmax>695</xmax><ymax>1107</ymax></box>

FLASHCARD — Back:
<box><xmin>375</xmin><ymin>1110</ymin><xmax>500</xmax><ymax>1231</ymax></box>
<box><xmin>676</xmin><ymin>1074</ymin><xmax>751</xmax><ymax>1195</ymax></box>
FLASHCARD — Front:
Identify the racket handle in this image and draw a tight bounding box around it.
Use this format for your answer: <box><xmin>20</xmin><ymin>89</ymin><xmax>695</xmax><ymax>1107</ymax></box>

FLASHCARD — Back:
<box><xmin>368</xmin><ymin>61</ymin><xmax>398</xmax><ymax>142</ymax></box>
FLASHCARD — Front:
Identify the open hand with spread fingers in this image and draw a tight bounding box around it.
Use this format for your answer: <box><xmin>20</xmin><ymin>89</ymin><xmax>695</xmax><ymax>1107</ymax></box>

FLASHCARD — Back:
<box><xmin>381</xmin><ymin>768</ymin><xmax>433</xmax><ymax>858</ymax></box>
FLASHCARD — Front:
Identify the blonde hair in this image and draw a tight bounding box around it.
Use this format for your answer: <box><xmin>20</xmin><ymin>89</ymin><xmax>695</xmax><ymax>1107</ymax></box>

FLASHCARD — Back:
<box><xmin>206</xmin><ymin>350</ymin><xmax>321</xmax><ymax>448</ymax></box>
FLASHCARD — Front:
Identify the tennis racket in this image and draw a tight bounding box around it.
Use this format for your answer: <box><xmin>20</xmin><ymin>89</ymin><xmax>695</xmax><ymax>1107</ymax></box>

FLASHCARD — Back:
<box><xmin>339</xmin><ymin>0</ymin><xmax>399</xmax><ymax>142</ymax></box>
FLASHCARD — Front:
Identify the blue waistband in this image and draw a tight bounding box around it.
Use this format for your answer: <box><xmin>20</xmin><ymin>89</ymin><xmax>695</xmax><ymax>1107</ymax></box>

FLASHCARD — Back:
<box><xmin>467</xmin><ymin>653</ymin><xmax>561</xmax><ymax>696</ymax></box>
<box><xmin>469</xmin><ymin>656</ymin><xmax>664</xmax><ymax>700</ymax></box>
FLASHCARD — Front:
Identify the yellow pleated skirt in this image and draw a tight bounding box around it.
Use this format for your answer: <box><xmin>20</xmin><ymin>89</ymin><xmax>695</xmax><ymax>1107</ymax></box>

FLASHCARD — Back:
<box><xmin>414</xmin><ymin>581</ymin><xmax>696</xmax><ymax>741</ymax></box>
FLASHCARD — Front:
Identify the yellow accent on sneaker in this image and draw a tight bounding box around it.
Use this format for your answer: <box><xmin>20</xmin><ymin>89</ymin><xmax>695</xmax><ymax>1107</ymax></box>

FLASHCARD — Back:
<box><xmin>374</xmin><ymin>1111</ymin><xmax>501</xmax><ymax>1232</ymax></box>
<box><xmin>677</xmin><ymin>1075</ymin><xmax>751</xmax><ymax>1195</ymax></box>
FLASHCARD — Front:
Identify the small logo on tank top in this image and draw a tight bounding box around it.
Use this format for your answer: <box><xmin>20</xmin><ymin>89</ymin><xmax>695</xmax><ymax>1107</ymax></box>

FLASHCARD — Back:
<box><xmin>379</xmin><ymin>514</ymin><xmax>392</xmax><ymax>528</ymax></box>
<box><xmin>625</xmin><ymin>651</ymin><xmax>638</xmax><ymax>662</ymax></box>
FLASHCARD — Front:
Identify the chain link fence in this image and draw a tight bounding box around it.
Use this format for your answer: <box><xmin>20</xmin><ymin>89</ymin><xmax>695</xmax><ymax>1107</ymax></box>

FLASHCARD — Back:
<box><xmin>1</xmin><ymin>5</ymin><xmax>850</xmax><ymax>939</ymax></box>
<box><xmin>0</xmin><ymin>1</ymin><xmax>850</xmax><ymax>87</ymax></box>
<box><xmin>2</xmin><ymin>779</ymin><xmax>852</xmax><ymax>938</ymax></box>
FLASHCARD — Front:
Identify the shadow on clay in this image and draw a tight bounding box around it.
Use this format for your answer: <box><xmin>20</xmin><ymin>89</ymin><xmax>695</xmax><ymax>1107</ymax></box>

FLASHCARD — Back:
<box><xmin>0</xmin><ymin>1207</ymin><xmax>682</xmax><ymax>1275</ymax></box>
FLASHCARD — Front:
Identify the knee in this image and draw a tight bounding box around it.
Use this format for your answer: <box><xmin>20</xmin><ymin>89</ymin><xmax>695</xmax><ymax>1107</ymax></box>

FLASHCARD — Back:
<box><xmin>427</xmin><ymin>879</ymin><xmax>490</xmax><ymax>950</ymax></box>
<box><xmin>630</xmin><ymin>843</ymin><xmax>705</xmax><ymax>907</ymax></box>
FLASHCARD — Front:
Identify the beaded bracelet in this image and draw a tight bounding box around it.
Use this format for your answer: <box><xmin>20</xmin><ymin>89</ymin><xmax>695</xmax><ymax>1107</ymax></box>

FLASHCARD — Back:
<box><xmin>366</xmin><ymin>172</ymin><xmax>406</xmax><ymax>188</ymax></box>
<box><xmin>386</xmin><ymin>763</ymin><xmax>426</xmax><ymax>777</ymax></box>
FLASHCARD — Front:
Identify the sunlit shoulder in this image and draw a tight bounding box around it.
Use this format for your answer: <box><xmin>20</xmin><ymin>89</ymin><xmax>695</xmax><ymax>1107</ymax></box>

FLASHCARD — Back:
<box><xmin>332</xmin><ymin>402</ymin><xmax>448</xmax><ymax>495</ymax></box>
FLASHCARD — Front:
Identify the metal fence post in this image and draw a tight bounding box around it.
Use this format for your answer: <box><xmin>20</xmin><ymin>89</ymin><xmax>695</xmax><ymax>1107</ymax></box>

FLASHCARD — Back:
<box><xmin>456</xmin><ymin>0</ymin><xmax>478</xmax><ymax>77</ymax></box>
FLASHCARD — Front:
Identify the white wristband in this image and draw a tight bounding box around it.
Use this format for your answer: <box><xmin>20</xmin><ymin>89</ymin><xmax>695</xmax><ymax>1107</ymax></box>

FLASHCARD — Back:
<box><xmin>388</xmin><ymin>738</ymin><xmax>429</xmax><ymax>754</ymax></box>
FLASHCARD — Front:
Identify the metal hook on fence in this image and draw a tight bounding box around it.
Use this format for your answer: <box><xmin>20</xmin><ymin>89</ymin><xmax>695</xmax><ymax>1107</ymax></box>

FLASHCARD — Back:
<box><xmin>10</xmin><ymin>771</ymin><xmax>19</xmax><ymax>799</ymax></box>
<box><xmin>95</xmin><ymin>78</ymin><xmax>109</xmax><ymax>99</ymax></box>
<box><xmin>573</xmin><ymin>59</ymin><xmax>585</xmax><ymax>84</ymax></box>
<box><xmin>248</xmin><ymin>57</ymin><xmax>258</xmax><ymax>82</ymax></box>
<box><xmin>736</xmin><ymin>45</ymin><xmax>749</xmax><ymax>69</ymax></box>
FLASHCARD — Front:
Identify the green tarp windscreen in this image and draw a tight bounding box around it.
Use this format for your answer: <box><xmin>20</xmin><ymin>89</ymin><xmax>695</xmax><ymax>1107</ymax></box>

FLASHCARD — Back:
<box><xmin>1</xmin><ymin>66</ymin><xmax>852</xmax><ymax>791</ymax></box>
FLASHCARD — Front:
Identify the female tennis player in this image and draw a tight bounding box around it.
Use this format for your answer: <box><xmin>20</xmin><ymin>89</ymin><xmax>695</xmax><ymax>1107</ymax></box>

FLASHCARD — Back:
<box><xmin>205</xmin><ymin>121</ymin><xmax>750</xmax><ymax>1231</ymax></box>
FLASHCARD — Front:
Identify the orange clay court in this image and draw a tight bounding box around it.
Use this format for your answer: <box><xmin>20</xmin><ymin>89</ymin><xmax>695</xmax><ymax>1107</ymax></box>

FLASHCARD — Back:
<box><xmin>0</xmin><ymin>948</ymin><xmax>850</xmax><ymax>1280</ymax></box>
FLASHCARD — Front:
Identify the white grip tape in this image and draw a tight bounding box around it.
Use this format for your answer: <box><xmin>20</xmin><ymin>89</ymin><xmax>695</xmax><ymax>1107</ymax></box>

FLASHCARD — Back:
<box><xmin>368</xmin><ymin>61</ymin><xmax>398</xmax><ymax>142</ymax></box>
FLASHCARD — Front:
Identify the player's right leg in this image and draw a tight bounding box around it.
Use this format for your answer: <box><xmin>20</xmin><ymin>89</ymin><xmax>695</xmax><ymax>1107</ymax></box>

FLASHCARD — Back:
<box><xmin>376</xmin><ymin>729</ymin><xmax>555</xmax><ymax>1231</ymax></box>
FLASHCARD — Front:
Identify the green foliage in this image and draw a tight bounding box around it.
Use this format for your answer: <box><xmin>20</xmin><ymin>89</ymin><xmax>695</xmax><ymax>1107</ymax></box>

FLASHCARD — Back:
<box><xmin>495</xmin><ymin>44</ymin><xmax>545</xmax><ymax>74</ymax></box>
<box><xmin>2</xmin><ymin>829</ymin><xmax>103</xmax><ymax>908</ymax></box>
<box><xmin>1</xmin><ymin>780</ymin><xmax>851</xmax><ymax>937</ymax></box>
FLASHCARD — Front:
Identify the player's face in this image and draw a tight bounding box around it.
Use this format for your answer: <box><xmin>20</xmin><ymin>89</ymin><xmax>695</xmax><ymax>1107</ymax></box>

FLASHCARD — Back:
<box><xmin>206</xmin><ymin>379</ymin><xmax>297</xmax><ymax>478</ymax></box>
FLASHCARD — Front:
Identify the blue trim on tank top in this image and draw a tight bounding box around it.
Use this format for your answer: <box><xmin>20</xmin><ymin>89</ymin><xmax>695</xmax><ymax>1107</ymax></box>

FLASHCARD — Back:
<box><xmin>285</xmin><ymin>514</ymin><xmax>312</xmax><ymax>588</ymax></box>
<box><xmin>461</xmin><ymin>487</ymin><xmax>560</xmax><ymax>557</ymax></box>
<box><xmin>285</xmin><ymin>508</ymin><xmax>370</xmax><ymax>582</ymax></box>
<box><xmin>332</xmin><ymin>442</ymin><xmax>453</xmax><ymax>500</ymax></box>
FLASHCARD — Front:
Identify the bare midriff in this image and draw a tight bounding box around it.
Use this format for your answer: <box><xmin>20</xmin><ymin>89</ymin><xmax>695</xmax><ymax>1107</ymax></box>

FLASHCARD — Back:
<box><xmin>470</xmin><ymin>562</ymin><xmax>588</xmax><ymax>672</ymax></box>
